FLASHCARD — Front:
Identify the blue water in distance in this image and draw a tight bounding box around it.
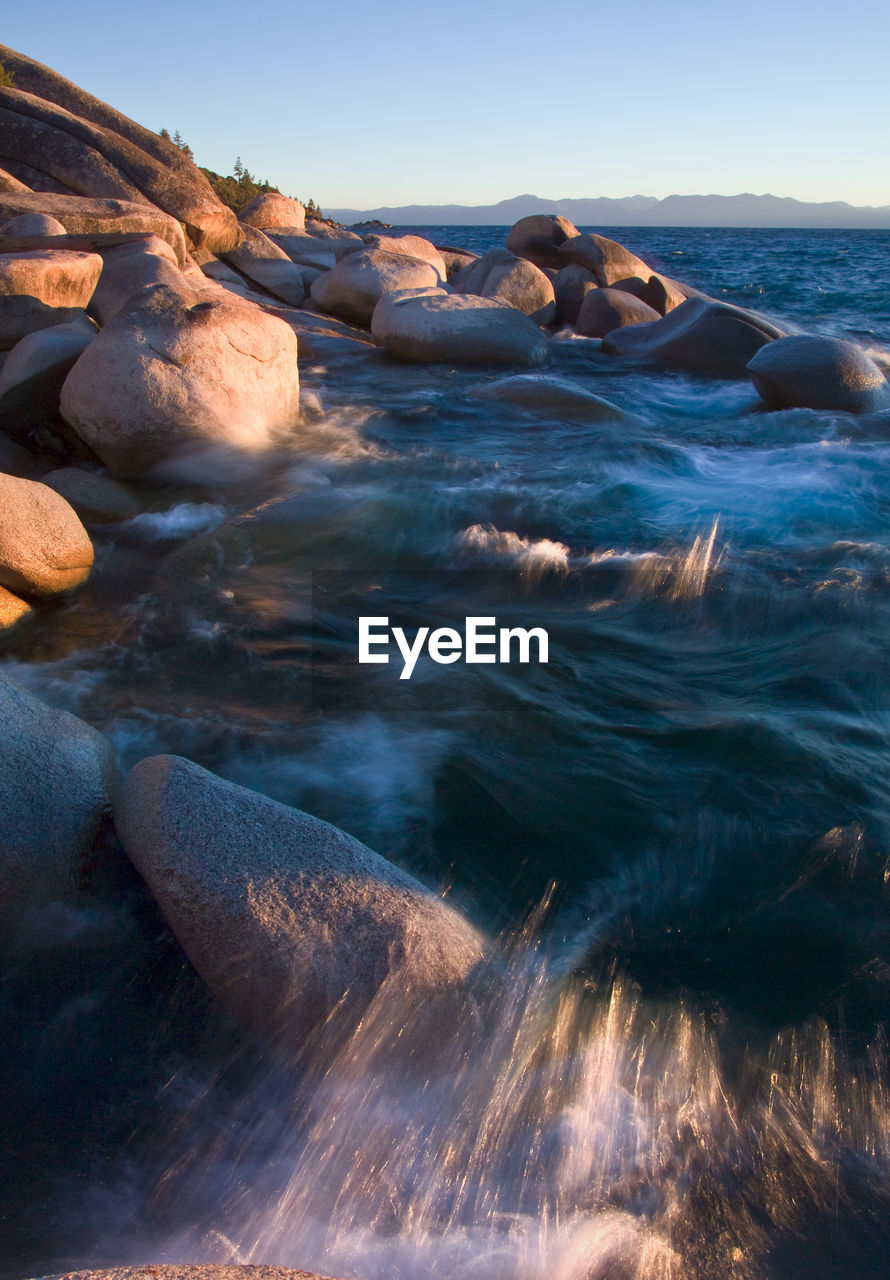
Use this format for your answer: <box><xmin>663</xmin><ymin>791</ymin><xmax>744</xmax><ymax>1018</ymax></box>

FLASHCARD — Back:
<box><xmin>2</xmin><ymin>226</ymin><xmax>890</xmax><ymax>1280</ymax></box>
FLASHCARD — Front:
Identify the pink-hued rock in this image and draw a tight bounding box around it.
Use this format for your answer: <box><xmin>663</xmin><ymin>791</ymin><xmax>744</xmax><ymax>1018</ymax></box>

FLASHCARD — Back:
<box><xmin>310</xmin><ymin>247</ymin><xmax>441</xmax><ymax>325</ymax></box>
<box><xmin>450</xmin><ymin>249</ymin><xmax>555</xmax><ymax>325</ymax></box>
<box><xmin>506</xmin><ymin>214</ymin><xmax>579</xmax><ymax>270</ymax></box>
<box><xmin>558</xmin><ymin>232</ymin><xmax>652</xmax><ymax>286</ymax></box>
<box><xmin>371</xmin><ymin>287</ymin><xmax>549</xmax><ymax>365</ymax></box>
<box><xmin>60</xmin><ymin>279</ymin><xmax>300</xmax><ymax>477</ymax></box>
<box><xmin>240</xmin><ymin>192</ymin><xmax>306</xmax><ymax>231</ymax></box>
<box><xmin>0</xmin><ymin>470</ymin><xmax>93</xmax><ymax>597</ymax></box>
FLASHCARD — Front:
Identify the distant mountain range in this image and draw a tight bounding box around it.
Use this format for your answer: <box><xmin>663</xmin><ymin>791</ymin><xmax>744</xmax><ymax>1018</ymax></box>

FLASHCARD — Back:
<box><xmin>327</xmin><ymin>192</ymin><xmax>890</xmax><ymax>228</ymax></box>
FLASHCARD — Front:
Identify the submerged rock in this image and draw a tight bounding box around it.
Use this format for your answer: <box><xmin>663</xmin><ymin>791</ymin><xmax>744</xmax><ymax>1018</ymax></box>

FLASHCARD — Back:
<box><xmin>0</xmin><ymin>471</ymin><xmax>93</xmax><ymax>596</ymax></box>
<box><xmin>576</xmin><ymin>286</ymin><xmax>660</xmax><ymax>337</ymax></box>
<box><xmin>0</xmin><ymin>669</ymin><xmax>118</xmax><ymax>905</ymax></box>
<box><xmin>371</xmin><ymin>287</ymin><xmax>549</xmax><ymax>365</ymax></box>
<box><xmin>114</xmin><ymin>755</ymin><xmax>485</xmax><ymax>1040</ymax></box>
<box><xmin>602</xmin><ymin>296</ymin><xmax>785</xmax><ymax>376</ymax></box>
<box><xmin>59</xmin><ymin>280</ymin><xmax>300</xmax><ymax>478</ymax></box>
<box><xmin>746</xmin><ymin>334</ymin><xmax>887</xmax><ymax>412</ymax></box>
<box><xmin>41</xmin><ymin>466</ymin><xmax>141</xmax><ymax>523</ymax></box>
<box><xmin>468</xmin><ymin>373</ymin><xmax>635</xmax><ymax>420</ymax></box>
<box><xmin>310</xmin><ymin>248</ymin><xmax>441</xmax><ymax>326</ymax></box>
<box><xmin>450</xmin><ymin>249</ymin><xmax>555</xmax><ymax>325</ymax></box>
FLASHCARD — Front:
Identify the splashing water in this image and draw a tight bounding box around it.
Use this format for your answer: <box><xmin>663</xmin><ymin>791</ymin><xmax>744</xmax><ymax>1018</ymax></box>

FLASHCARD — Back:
<box><xmin>122</xmin><ymin>909</ymin><xmax>890</xmax><ymax>1280</ymax></box>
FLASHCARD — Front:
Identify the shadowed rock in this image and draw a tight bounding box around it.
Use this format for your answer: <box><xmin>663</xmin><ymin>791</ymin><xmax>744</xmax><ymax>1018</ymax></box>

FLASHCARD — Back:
<box><xmin>576</xmin><ymin>286</ymin><xmax>660</xmax><ymax>337</ymax></box>
<box><xmin>554</xmin><ymin>263</ymin><xmax>598</xmax><ymax>325</ymax></box>
<box><xmin>0</xmin><ymin>247</ymin><xmax>101</xmax><ymax>347</ymax></box>
<box><xmin>310</xmin><ymin>248</ymin><xmax>441</xmax><ymax>325</ymax></box>
<box><xmin>0</xmin><ymin>314</ymin><xmax>96</xmax><ymax>431</ymax></box>
<box><xmin>60</xmin><ymin>280</ymin><xmax>300</xmax><ymax>478</ymax></box>
<box><xmin>507</xmin><ymin>214</ymin><xmax>579</xmax><ymax>270</ymax></box>
<box><xmin>0</xmin><ymin>668</ymin><xmax>117</xmax><ymax>904</ymax></box>
<box><xmin>602</xmin><ymin>296</ymin><xmax>785</xmax><ymax>376</ymax></box>
<box><xmin>114</xmin><ymin>754</ymin><xmax>485</xmax><ymax>1041</ymax></box>
<box><xmin>747</xmin><ymin>334</ymin><xmax>887</xmax><ymax>412</ymax></box>
<box><xmin>558</xmin><ymin>233</ymin><xmax>651</xmax><ymax>286</ymax></box>
<box><xmin>361</xmin><ymin>233</ymin><xmax>447</xmax><ymax>280</ymax></box>
<box><xmin>222</xmin><ymin>224</ymin><xmax>307</xmax><ymax>306</ymax></box>
<box><xmin>372</xmin><ymin>287</ymin><xmax>550</xmax><ymax>365</ymax></box>
<box><xmin>0</xmin><ymin>471</ymin><xmax>94</xmax><ymax>596</ymax></box>
<box><xmin>32</xmin><ymin>1269</ymin><xmax>337</xmax><ymax>1280</ymax></box>
<box><xmin>469</xmin><ymin>373</ymin><xmax>636</xmax><ymax>421</ymax></box>
<box><xmin>90</xmin><ymin>234</ymin><xmax>182</xmax><ymax>323</ymax></box>
<box><xmin>450</xmin><ymin>249</ymin><xmax>555</xmax><ymax>325</ymax></box>
<box><xmin>41</xmin><ymin>466</ymin><xmax>142</xmax><ymax>523</ymax></box>
<box><xmin>0</xmin><ymin>164</ymin><xmax>30</xmax><ymax>192</ymax></box>
<box><xmin>0</xmin><ymin>210</ymin><xmax>66</xmax><ymax>235</ymax></box>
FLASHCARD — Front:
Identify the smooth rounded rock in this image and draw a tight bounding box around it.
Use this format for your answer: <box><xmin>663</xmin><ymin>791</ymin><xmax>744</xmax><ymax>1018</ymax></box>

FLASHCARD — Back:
<box><xmin>0</xmin><ymin>190</ymin><xmax>188</xmax><ymax>262</ymax></box>
<box><xmin>558</xmin><ymin>233</ymin><xmax>652</xmax><ymax>286</ymax></box>
<box><xmin>41</xmin><ymin>466</ymin><xmax>142</xmax><ymax>523</ymax></box>
<box><xmin>506</xmin><ymin>214</ymin><xmax>579</xmax><ymax>270</ymax></box>
<box><xmin>450</xmin><ymin>249</ymin><xmax>555</xmax><ymax>325</ymax></box>
<box><xmin>90</xmin><ymin>234</ymin><xmax>182</xmax><ymax>323</ymax></box>
<box><xmin>468</xmin><ymin>373</ymin><xmax>634</xmax><ymax>420</ymax></box>
<box><xmin>554</xmin><ymin>263</ymin><xmax>598</xmax><ymax>325</ymax></box>
<box><xmin>0</xmin><ymin>211</ymin><xmax>66</xmax><ymax>235</ymax></box>
<box><xmin>0</xmin><ymin>471</ymin><xmax>93</xmax><ymax>596</ymax></box>
<box><xmin>59</xmin><ymin>280</ymin><xmax>301</xmax><ymax>478</ymax></box>
<box><xmin>222</xmin><ymin>224</ymin><xmax>306</xmax><ymax>306</ymax></box>
<box><xmin>361</xmin><ymin>233</ymin><xmax>447</xmax><ymax>280</ymax></box>
<box><xmin>265</xmin><ymin>229</ymin><xmax>339</xmax><ymax>270</ymax></box>
<box><xmin>602</xmin><ymin>296</ymin><xmax>785</xmax><ymax>376</ymax></box>
<box><xmin>0</xmin><ymin>668</ymin><xmax>118</xmax><ymax>904</ymax></box>
<box><xmin>240</xmin><ymin>192</ymin><xmax>306</xmax><ymax>231</ymax></box>
<box><xmin>310</xmin><ymin>248</ymin><xmax>441</xmax><ymax>326</ymax></box>
<box><xmin>0</xmin><ymin>315</ymin><xmax>96</xmax><ymax>433</ymax></box>
<box><xmin>114</xmin><ymin>754</ymin><xmax>485</xmax><ymax>1040</ymax></box>
<box><xmin>746</xmin><ymin>334</ymin><xmax>887</xmax><ymax>412</ymax></box>
<box><xmin>372</xmin><ymin>288</ymin><xmax>549</xmax><ymax>365</ymax></box>
<box><xmin>576</xmin><ymin>286</ymin><xmax>660</xmax><ymax>337</ymax></box>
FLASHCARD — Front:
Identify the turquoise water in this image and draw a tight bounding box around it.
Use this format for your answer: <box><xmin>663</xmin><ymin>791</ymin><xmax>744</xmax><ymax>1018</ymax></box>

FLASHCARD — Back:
<box><xmin>2</xmin><ymin>227</ymin><xmax>890</xmax><ymax>1280</ymax></box>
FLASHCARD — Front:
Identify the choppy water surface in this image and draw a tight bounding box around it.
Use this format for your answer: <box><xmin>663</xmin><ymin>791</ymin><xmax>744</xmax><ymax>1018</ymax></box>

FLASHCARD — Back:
<box><xmin>3</xmin><ymin>228</ymin><xmax>890</xmax><ymax>1280</ymax></box>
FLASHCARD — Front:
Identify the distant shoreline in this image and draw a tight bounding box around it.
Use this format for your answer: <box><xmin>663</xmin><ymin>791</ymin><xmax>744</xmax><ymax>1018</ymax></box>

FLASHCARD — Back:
<box><xmin>328</xmin><ymin>192</ymin><xmax>890</xmax><ymax>229</ymax></box>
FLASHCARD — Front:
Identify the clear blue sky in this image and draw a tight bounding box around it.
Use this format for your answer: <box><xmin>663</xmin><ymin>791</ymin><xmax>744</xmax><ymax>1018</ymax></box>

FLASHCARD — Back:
<box><xmin>3</xmin><ymin>0</ymin><xmax>888</xmax><ymax>210</ymax></box>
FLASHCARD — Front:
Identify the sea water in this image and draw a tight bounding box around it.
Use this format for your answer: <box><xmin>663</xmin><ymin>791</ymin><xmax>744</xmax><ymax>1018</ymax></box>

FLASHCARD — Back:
<box><xmin>2</xmin><ymin>227</ymin><xmax>890</xmax><ymax>1280</ymax></box>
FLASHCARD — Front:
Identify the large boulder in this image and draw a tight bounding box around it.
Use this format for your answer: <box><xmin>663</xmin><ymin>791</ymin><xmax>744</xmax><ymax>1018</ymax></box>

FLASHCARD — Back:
<box><xmin>602</xmin><ymin>296</ymin><xmax>786</xmax><ymax>376</ymax></box>
<box><xmin>450</xmin><ymin>249</ymin><xmax>555</xmax><ymax>325</ymax></box>
<box><xmin>222</xmin><ymin>224</ymin><xmax>306</xmax><ymax>306</ymax></box>
<box><xmin>265</xmin><ymin>229</ymin><xmax>339</xmax><ymax>270</ymax></box>
<box><xmin>558</xmin><ymin>232</ymin><xmax>652</xmax><ymax>286</ymax></box>
<box><xmin>554</xmin><ymin>263</ymin><xmax>598</xmax><ymax>325</ymax></box>
<box><xmin>0</xmin><ymin>669</ymin><xmax>118</xmax><ymax>906</ymax></box>
<box><xmin>746</xmin><ymin>335</ymin><xmax>887</xmax><ymax>412</ymax></box>
<box><xmin>240</xmin><ymin>192</ymin><xmax>306</xmax><ymax>231</ymax></box>
<box><xmin>89</xmin><ymin>234</ymin><xmax>182</xmax><ymax>323</ymax></box>
<box><xmin>0</xmin><ymin>48</ymin><xmax>240</xmax><ymax>253</ymax></box>
<box><xmin>310</xmin><ymin>248</ymin><xmax>441</xmax><ymax>325</ymax></box>
<box><xmin>361</xmin><ymin>233</ymin><xmax>447</xmax><ymax>280</ymax></box>
<box><xmin>114</xmin><ymin>755</ymin><xmax>485</xmax><ymax>1039</ymax></box>
<box><xmin>371</xmin><ymin>287</ymin><xmax>549</xmax><ymax>365</ymax></box>
<box><xmin>576</xmin><ymin>286</ymin><xmax>660</xmax><ymax>337</ymax></box>
<box><xmin>0</xmin><ymin>314</ymin><xmax>96</xmax><ymax>433</ymax></box>
<box><xmin>0</xmin><ymin>191</ymin><xmax>188</xmax><ymax>263</ymax></box>
<box><xmin>0</xmin><ymin>471</ymin><xmax>94</xmax><ymax>596</ymax></box>
<box><xmin>0</xmin><ymin>247</ymin><xmax>101</xmax><ymax>347</ymax></box>
<box><xmin>59</xmin><ymin>280</ymin><xmax>301</xmax><ymax>478</ymax></box>
<box><xmin>506</xmin><ymin>214</ymin><xmax>579</xmax><ymax>270</ymax></box>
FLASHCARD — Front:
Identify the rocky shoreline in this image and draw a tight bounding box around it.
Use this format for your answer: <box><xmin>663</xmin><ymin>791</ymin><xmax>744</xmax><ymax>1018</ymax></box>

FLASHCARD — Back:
<box><xmin>2</xmin><ymin>41</ymin><xmax>890</xmax><ymax>1280</ymax></box>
